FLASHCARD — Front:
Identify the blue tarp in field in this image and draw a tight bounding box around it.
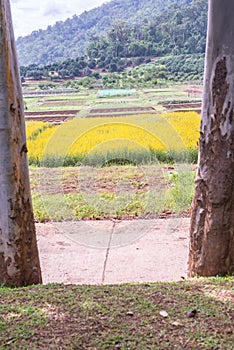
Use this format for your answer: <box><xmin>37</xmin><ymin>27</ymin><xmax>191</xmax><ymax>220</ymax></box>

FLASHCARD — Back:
<box><xmin>97</xmin><ymin>89</ymin><xmax>136</xmax><ymax>97</ymax></box>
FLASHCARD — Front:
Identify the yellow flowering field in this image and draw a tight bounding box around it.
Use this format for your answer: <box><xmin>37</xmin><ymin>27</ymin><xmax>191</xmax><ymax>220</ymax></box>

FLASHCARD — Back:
<box><xmin>163</xmin><ymin>112</ymin><xmax>200</xmax><ymax>148</ymax></box>
<box><xmin>26</xmin><ymin>123</ymin><xmax>59</xmax><ymax>163</ymax></box>
<box><xmin>26</xmin><ymin>121</ymin><xmax>51</xmax><ymax>139</ymax></box>
<box><xmin>26</xmin><ymin>112</ymin><xmax>200</xmax><ymax>165</ymax></box>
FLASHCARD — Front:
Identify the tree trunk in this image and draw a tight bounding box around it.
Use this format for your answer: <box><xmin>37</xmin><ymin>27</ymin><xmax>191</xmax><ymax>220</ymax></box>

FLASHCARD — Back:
<box><xmin>0</xmin><ymin>0</ymin><xmax>42</xmax><ymax>286</ymax></box>
<box><xmin>188</xmin><ymin>0</ymin><xmax>234</xmax><ymax>277</ymax></box>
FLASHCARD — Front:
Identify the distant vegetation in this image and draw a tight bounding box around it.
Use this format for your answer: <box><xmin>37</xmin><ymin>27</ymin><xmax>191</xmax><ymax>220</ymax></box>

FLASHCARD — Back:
<box><xmin>85</xmin><ymin>0</ymin><xmax>206</xmax><ymax>67</ymax></box>
<box><xmin>18</xmin><ymin>0</ymin><xmax>207</xmax><ymax>86</ymax></box>
<box><xmin>21</xmin><ymin>54</ymin><xmax>204</xmax><ymax>89</ymax></box>
<box><xmin>17</xmin><ymin>0</ymin><xmax>199</xmax><ymax>66</ymax></box>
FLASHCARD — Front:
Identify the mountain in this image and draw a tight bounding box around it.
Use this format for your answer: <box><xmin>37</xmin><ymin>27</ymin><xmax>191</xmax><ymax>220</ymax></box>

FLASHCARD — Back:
<box><xmin>16</xmin><ymin>0</ymin><xmax>194</xmax><ymax>66</ymax></box>
<box><xmin>86</xmin><ymin>0</ymin><xmax>207</xmax><ymax>63</ymax></box>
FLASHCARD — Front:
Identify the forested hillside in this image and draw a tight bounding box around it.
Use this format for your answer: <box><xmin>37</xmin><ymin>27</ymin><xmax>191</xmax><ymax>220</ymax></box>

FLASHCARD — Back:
<box><xmin>19</xmin><ymin>0</ymin><xmax>207</xmax><ymax>84</ymax></box>
<box><xmin>86</xmin><ymin>0</ymin><xmax>206</xmax><ymax>69</ymax></box>
<box><xmin>16</xmin><ymin>0</ymin><xmax>198</xmax><ymax>66</ymax></box>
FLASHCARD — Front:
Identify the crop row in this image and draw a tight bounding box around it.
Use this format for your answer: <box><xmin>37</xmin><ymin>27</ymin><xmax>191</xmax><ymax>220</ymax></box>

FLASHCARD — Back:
<box><xmin>26</xmin><ymin>112</ymin><xmax>200</xmax><ymax>167</ymax></box>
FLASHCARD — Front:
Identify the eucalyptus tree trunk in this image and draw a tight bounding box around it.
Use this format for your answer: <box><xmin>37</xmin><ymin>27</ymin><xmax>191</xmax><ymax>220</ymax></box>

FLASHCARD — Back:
<box><xmin>0</xmin><ymin>0</ymin><xmax>42</xmax><ymax>286</ymax></box>
<box><xmin>188</xmin><ymin>0</ymin><xmax>234</xmax><ymax>277</ymax></box>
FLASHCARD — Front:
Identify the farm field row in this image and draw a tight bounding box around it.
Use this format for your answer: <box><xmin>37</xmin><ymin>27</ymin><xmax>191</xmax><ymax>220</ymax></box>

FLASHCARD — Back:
<box><xmin>26</xmin><ymin>112</ymin><xmax>200</xmax><ymax>167</ymax></box>
<box><xmin>23</xmin><ymin>85</ymin><xmax>202</xmax><ymax>118</ymax></box>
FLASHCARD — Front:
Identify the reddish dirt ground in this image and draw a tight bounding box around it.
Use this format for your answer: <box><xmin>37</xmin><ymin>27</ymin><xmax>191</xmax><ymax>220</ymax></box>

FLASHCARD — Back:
<box><xmin>25</xmin><ymin>110</ymin><xmax>80</xmax><ymax>122</ymax></box>
<box><xmin>87</xmin><ymin>112</ymin><xmax>158</xmax><ymax>118</ymax></box>
<box><xmin>25</xmin><ymin>116</ymin><xmax>74</xmax><ymax>123</ymax></box>
<box><xmin>163</xmin><ymin>102</ymin><xmax>201</xmax><ymax>110</ymax></box>
<box><xmin>25</xmin><ymin>110</ymin><xmax>80</xmax><ymax>116</ymax></box>
<box><xmin>31</xmin><ymin>165</ymin><xmax>174</xmax><ymax>196</ymax></box>
<box><xmin>90</xmin><ymin>106</ymin><xmax>155</xmax><ymax>113</ymax></box>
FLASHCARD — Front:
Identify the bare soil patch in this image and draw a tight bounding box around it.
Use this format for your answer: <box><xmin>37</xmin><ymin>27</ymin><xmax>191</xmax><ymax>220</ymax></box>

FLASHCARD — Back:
<box><xmin>144</xmin><ymin>90</ymin><xmax>178</xmax><ymax>94</ymax></box>
<box><xmin>25</xmin><ymin>110</ymin><xmax>80</xmax><ymax>122</ymax></box>
<box><xmin>25</xmin><ymin>110</ymin><xmax>80</xmax><ymax>116</ymax></box>
<box><xmin>25</xmin><ymin>116</ymin><xmax>74</xmax><ymax>123</ymax></box>
<box><xmin>174</xmin><ymin>108</ymin><xmax>201</xmax><ymax>114</ymax></box>
<box><xmin>41</xmin><ymin>100</ymin><xmax>85</xmax><ymax>106</ymax></box>
<box><xmin>183</xmin><ymin>85</ymin><xmax>203</xmax><ymax>95</ymax></box>
<box><xmin>30</xmin><ymin>165</ymin><xmax>173</xmax><ymax>196</ymax></box>
<box><xmin>163</xmin><ymin>102</ymin><xmax>201</xmax><ymax>110</ymax></box>
<box><xmin>87</xmin><ymin>112</ymin><xmax>158</xmax><ymax>118</ymax></box>
<box><xmin>90</xmin><ymin>106</ymin><xmax>155</xmax><ymax>114</ymax></box>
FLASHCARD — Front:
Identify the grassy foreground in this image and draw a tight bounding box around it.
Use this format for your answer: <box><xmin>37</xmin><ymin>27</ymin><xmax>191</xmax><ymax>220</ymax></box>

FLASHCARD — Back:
<box><xmin>0</xmin><ymin>278</ymin><xmax>233</xmax><ymax>349</ymax></box>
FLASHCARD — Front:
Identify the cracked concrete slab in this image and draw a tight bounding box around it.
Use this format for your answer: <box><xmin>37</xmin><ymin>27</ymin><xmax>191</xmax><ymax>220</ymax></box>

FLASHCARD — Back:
<box><xmin>36</xmin><ymin>218</ymin><xmax>190</xmax><ymax>285</ymax></box>
<box><xmin>54</xmin><ymin>220</ymin><xmax>114</xmax><ymax>249</ymax></box>
<box><xmin>37</xmin><ymin>222</ymin><xmax>109</xmax><ymax>284</ymax></box>
<box><xmin>104</xmin><ymin>218</ymin><xmax>189</xmax><ymax>284</ymax></box>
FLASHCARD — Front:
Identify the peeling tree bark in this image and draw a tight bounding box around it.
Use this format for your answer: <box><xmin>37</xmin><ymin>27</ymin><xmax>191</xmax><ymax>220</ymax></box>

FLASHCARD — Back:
<box><xmin>188</xmin><ymin>0</ymin><xmax>234</xmax><ymax>277</ymax></box>
<box><xmin>0</xmin><ymin>0</ymin><xmax>42</xmax><ymax>286</ymax></box>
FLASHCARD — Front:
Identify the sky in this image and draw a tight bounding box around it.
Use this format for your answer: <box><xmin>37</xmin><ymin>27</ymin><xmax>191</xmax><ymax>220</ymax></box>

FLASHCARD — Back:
<box><xmin>11</xmin><ymin>0</ymin><xmax>108</xmax><ymax>39</ymax></box>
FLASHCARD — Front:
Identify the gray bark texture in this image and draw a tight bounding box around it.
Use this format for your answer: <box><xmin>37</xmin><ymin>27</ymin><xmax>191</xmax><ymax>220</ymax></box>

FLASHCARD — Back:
<box><xmin>188</xmin><ymin>0</ymin><xmax>234</xmax><ymax>276</ymax></box>
<box><xmin>0</xmin><ymin>0</ymin><xmax>42</xmax><ymax>286</ymax></box>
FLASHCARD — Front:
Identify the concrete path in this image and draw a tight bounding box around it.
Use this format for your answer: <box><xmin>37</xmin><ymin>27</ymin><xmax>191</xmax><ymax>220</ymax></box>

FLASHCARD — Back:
<box><xmin>36</xmin><ymin>218</ymin><xmax>190</xmax><ymax>285</ymax></box>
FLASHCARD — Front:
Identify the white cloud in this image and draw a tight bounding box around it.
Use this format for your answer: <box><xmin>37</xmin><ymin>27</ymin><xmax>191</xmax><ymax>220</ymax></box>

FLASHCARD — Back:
<box><xmin>10</xmin><ymin>0</ymin><xmax>108</xmax><ymax>38</ymax></box>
